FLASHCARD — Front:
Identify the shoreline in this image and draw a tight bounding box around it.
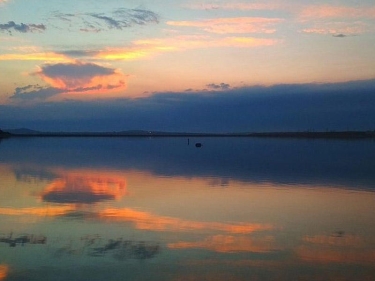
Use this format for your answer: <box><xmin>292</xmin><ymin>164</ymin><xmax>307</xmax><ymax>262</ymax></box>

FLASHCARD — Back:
<box><xmin>2</xmin><ymin>131</ymin><xmax>375</xmax><ymax>139</ymax></box>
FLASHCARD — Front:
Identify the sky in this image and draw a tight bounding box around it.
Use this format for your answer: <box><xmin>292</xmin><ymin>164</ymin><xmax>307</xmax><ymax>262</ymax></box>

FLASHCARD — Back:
<box><xmin>0</xmin><ymin>0</ymin><xmax>375</xmax><ymax>132</ymax></box>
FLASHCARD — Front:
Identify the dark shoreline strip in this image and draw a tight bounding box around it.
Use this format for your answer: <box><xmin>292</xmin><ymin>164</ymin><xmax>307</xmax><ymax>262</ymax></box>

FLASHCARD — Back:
<box><xmin>2</xmin><ymin>131</ymin><xmax>375</xmax><ymax>139</ymax></box>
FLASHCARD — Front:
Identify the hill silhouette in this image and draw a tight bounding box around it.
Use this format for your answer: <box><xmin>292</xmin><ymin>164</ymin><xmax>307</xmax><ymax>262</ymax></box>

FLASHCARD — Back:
<box><xmin>0</xmin><ymin>129</ymin><xmax>11</xmax><ymax>138</ymax></box>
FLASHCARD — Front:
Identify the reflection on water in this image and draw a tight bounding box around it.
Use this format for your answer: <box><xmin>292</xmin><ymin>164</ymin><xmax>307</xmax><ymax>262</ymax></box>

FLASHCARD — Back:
<box><xmin>0</xmin><ymin>137</ymin><xmax>375</xmax><ymax>280</ymax></box>
<box><xmin>41</xmin><ymin>171</ymin><xmax>127</xmax><ymax>204</ymax></box>
<box><xmin>0</xmin><ymin>233</ymin><xmax>46</xmax><ymax>247</ymax></box>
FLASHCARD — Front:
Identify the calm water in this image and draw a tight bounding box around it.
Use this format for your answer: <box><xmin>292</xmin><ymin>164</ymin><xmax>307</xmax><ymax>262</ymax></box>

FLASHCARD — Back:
<box><xmin>0</xmin><ymin>137</ymin><xmax>375</xmax><ymax>281</ymax></box>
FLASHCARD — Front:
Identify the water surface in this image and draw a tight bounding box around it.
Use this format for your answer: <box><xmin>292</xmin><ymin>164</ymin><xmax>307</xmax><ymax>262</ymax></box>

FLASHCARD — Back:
<box><xmin>0</xmin><ymin>137</ymin><xmax>375</xmax><ymax>280</ymax></box>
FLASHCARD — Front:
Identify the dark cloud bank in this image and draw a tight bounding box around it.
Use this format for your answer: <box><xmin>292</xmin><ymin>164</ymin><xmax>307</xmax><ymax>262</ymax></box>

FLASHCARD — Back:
<box><xmin>0</xmin><ymin>21</ymin><xmax>46</xmax><ymax>34</ymax></box>
<box><xmin>2</xmin><ymin>79</ymin><xmax>375</xmax><ymax>132</ymax></box>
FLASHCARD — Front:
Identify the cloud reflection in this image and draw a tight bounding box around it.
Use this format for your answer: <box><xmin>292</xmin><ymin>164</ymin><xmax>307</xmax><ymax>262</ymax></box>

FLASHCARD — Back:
<box><xmin>40</xmin><ymin>171</ymin><xmax>127</xmax><ymax>204</ymax></box>
<box><xmin>0</xmin><ymin>265</ymin><xmax>8</xmax><ymax>281</ymax></box>
<box><xmin>0</xmin><ymin>233</ymin><xmax>46</xmax><ymax>247</ymax></box>
<box><xmin>0</xmin><ymin>205</ymin><xmax>274</xmax><ymax>235</ymax></box>
<box><xmin>168</xmin><ymin>235</ymin><xmax>278</xmax><ymax>253</ymax></box>
<box><xmin>303</xmin><ymin>233</ymin><xmax>363</xmax><ymax>247</ymax></box>
<box><xmin>89</xmin><ymin>239</ymin><xmax>160</xmax><ymax>260</ymax></box>
<box><xmin>296</xmin><ymin>245</ymin><xmax>375</xmax><ymax>264</ymax></box>
<box><xmin>297</xmin><ymin>232</ymin><xmax>375</xmax><ymax>264</ymax></box>
<box><xmin>0</xmin><ymin>206</ymin><xmax>75</xmax><ymax>216</ymax></box>
<box><xmin>97</xmin><ymin>208</ymin><xmax>274</xmax><ymax>234</ymax></box>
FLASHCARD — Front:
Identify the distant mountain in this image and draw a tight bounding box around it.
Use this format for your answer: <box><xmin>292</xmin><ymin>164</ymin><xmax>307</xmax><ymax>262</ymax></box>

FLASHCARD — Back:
<box><xmin>117</xmin><ymin>130</ymin><xmax>152</xmax><ymax>135</ymax></box>
<box><xmin>4</xmin><ymin>128</ymin><xmax>41</xmax><ymax>135</ymax></box>
<box><xmin>116</xmin><ymin>130</ymin><xmax>196</xmax><ymax>136</ymax></box>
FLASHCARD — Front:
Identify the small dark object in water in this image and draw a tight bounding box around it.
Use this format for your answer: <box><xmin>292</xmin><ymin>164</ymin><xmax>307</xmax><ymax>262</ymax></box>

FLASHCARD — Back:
<box><xmin>195</xmin><ymin>143</ymin><xmax>202</xmax><ymax>148</ymax></box>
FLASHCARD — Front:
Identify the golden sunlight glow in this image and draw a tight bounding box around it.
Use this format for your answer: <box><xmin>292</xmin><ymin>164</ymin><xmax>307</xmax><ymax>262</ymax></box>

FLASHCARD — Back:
<box><xmin>168</xmin><ymin>235</ymin><xmax>277</xmax><ymax>253</ymax></box>
<box><xmin>92</xmin><ymin>34</ymin><xmax>279</xmax><ymax>63</ymax></box>
<box><xmin>0</xmin><ymin>52</ymin><xmax>71</xmax><ymax>62</ymax></box>
<box><xmin>93</xmin><ymin>44</ymin><xmax>177</xmax><ymax>61</ymax></box>
<box><xmin>222</xmin><ymin>37</ymin><xmax>278</xmax><ymax>47</ymax></box>
<box><xmin>133</xmin><ymin>36</ymin><xmax>278</xmax><ymax>52</ymax></box>
<box><xmin>0</xmin><ymin>206</ymin><xmax>75</xmax><ymax>216</ymax></box>
<box><xmin>95</xmin><ymin>48</ymin><xmax>156</xmax><ymax>61</ymax></box>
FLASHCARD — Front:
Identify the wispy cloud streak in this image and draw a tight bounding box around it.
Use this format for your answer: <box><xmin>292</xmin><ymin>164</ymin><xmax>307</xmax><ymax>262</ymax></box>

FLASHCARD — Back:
<box><xmin>298</xmin><ymin>4</ymin><xmax>375</xmax><ymax>36</ymax></box>
<box><xmin>49</xmin><ymin>35</ymin><xmax>277</xmax><ymax>62</ymax></box>
<box><xmin>302</xmin><ymin>21</ymin><xmax>368</xmax><ymax>36</ymax></box>
<box><xmin>51</xmin><ymin>8</ymin><xmax>158</xmax><ymax>32</ymax></box>
<box><xmin>185</xmin><ymin>2</ymin><xmax>281</xmax><ymax>11</ymax></box>
<box><xmin>0</xmin><ymin>52</ymin><xmax>70</xmax><ymax>61</ymax></box>
<box><xmin>299</xmin><ymin>5</ymin><xmax>375</xmax><ymax>20</ymax></box>
<box><xmin>167</xmin><ymin>17</ymin><xmax>283</xmax><ymax>34</ymax></box>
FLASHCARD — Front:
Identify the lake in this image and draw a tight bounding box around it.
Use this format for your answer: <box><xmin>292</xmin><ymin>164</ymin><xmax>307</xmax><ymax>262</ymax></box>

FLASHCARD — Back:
<box><xmin>0</xmin><ymin>137</ymin><xmax>375</xmax><ymax>281</ymax></box>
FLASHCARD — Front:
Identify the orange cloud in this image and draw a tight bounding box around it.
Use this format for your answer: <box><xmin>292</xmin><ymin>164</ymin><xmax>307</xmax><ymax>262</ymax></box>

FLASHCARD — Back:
<box><xmin>98</xmin><ymin>208</ymin><xmax>274</xmax><ymax>234</ymax></box>
<box><xmin>168</xmin><ymin>235</ymin><xmax>277</xmax><ymax>253</ymax></box>
<box><xmin>33</xmin><ymin>61</ymin><xmax>127</xmax><ymax>94</ymax></box>
<box><xmin>167</xmin><ymin>17</ymin><xmax>283</xmax><ymax>34</ymax></box>
<box><xmin>0</xmin><ymin>265</ymin><xmax>8</xmax><ymax>281</ymax></box>
<box><xmin>221</xmin><ymin>37</ymin><xmax>278</xmax><ymax>47</ymax></box>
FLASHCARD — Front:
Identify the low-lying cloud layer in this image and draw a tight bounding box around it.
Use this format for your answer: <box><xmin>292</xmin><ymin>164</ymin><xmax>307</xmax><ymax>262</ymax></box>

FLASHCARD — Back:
<box><xmin>3</xmin><ymin>79</ymin><xmax>375</xmax><ymax>132</ymax></box>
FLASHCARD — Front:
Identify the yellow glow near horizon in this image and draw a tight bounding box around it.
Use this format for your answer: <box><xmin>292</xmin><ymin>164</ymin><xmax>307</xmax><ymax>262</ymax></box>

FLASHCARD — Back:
<box><xmin>0</xmin><ymin>52</ymin><xmax>71</xmax><ymax>62</ymax></box>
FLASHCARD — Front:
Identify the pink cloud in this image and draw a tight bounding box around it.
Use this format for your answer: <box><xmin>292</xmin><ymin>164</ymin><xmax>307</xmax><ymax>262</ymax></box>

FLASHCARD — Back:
<box><xmin>185</xmin><ymin>2</ymin><xmax>281</xmax><ymax>11</ymax></box>
<box><xmin>299</xmin><ymin>5</ymin><xmax>375</xmax><ymax>20</ymax></box>
<box><xmin>302</xmin><ymin>21</ymin><xmax>368</xmax><ymax>36</ymax></box>
<box><xmin>167</xmin><ymin>17</ymin><xmax>283</xmax><ymax>34</ymax></box>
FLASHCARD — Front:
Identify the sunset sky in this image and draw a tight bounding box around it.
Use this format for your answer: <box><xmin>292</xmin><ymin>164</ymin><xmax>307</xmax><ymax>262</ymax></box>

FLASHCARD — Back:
<box><xmin>1</xmin><ymin>0</ymin><xmax>375</xmax><ymax>132</ymax></box>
